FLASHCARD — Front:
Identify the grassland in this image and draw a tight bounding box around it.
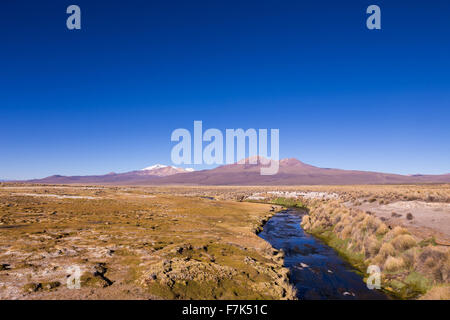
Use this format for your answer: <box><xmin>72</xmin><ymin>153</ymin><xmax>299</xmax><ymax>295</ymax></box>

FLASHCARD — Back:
<box><xmin>0</xmin><ymin>184</ymin><xmax>294</xmax><ymax>299</ymax></box>
<box><xmin>0</xmin><ymin>183</ymin><xmax>448</xmax><ymax>300</ymax></box>
<box><xmin>300</xmin><ymin>200</ymin><xmax>446</xmax><ymax>297</ymax></box>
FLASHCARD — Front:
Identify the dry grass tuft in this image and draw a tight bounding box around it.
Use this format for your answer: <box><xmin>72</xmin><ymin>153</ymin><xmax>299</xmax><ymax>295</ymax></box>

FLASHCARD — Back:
<box><xmin>391</xmin><ymin>234</ymin><xmax>417</xmax><ymax>251</ymax></box>
<box><xmin>419</xmin><ymin>285</ymin><xmax>450</xmax><ymax>300</ymax></box>
<box><xmin>392</xmin><ymin>226</ymin><xmax>410</xmax><ymax>237</ymax></box>
<box><xmin>384</xmin><ymin>256</ymin><xmax>405</xmax><ymax>272</ymax></box>
<box><xmin>364</xmin><ymin>235</ymin><xmax>381</xmax><ymax>256</ymax></box>
<box><xmin>375</xmin><ymin>224</ymin><xmax>389</xmax><ymax>236</ymax></box>
<box><xmin>378</xmin><ymin>242</ymin><xmax>396</xmax><ymax>258</ymax></box>
<box><xmin>300</xmin><ymin>193</ymin><xmax>449</xmax><ymax>299</ymax></box>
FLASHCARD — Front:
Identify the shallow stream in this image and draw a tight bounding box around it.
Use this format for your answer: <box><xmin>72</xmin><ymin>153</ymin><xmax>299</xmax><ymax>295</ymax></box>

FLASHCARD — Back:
<box><xmin>258</xmin><ymin>209</ymin><xmax>389</xmax><ymax>300</ymax></box>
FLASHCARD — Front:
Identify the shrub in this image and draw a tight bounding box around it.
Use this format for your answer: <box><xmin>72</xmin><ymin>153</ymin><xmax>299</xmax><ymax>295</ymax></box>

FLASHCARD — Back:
<box><xmin>302</xmin><ymin>197</ymin><xmax>449</xmax><ymax>299</ymax></box>
<box><xmin>384</xmin><ymin>256</ymin><xmax>405</xmax><ymax>272</ymax></box>
<box><xmin>361</xmin><ymin>215</ymin><xmax>380</xmax><ymax>233</ymax></box>
<box><xmin>404</xmin><ymin>272</ymin><xmax>432</xmax><ymax>294</ymax></box>
<box><xmin>384</xmin><ymin>226</ymin><xmax>410</xmax><ymax>242</ymax></box>
<box><xmin>415</xmin><ymin>247</ymin><xmax>450</xmax><ymax>283</ymax></box>
<box><xmin>391</xmin><ymin>234</ymin><xmax>416</xmax><ymax>251</ymax></box>
<box><xmin>341</xmin><ymin>225</ymin><xmax>353</xmax><ymax>239</ymax></box>
<box><xmin>375</xmin><ymin>224</ymin><xmax>389</xmax><ymax>236</ymax></box>
<box><xmin>392</xmin><ymin>226</ymin><xmax>410</xmax><ymax>237</ymax></box>
<box><xmin>301</xmin><ymin>215</ymin><xmax>311</xmax><ymax>230</ymax></box>
<box><xmin>379</xmin><ymin>242</ymin><xmax>396</xmax><ymax>257</ymax></box>
<box><xmin>402</xmin><ymin>247</ymin><xmax>419</xmax><ymax>268</ymax></box>
<box><xmin>364</xmin><ymin>235</ymin><xmax>381</xmax><ymax>257</ymax></box>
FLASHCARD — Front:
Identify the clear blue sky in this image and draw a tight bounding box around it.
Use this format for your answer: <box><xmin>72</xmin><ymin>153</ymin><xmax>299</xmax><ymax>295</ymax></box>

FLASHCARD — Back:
<box><xmin>1</xmin><ymin>0</ymin><xmax>449</xmax><ymax>179</ymax></box>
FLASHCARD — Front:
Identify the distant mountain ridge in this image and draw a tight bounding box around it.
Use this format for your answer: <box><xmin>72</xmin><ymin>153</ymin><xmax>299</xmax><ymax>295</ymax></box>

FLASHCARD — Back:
<box><xmin>23</xmin><ymin>158</ymin><xmax>450</xmax><ymax>185</ymax></box>
<box><xmin>26</xmin><ymin>164</ymin><xmax>194</xmax><ymax>184</ymax></box>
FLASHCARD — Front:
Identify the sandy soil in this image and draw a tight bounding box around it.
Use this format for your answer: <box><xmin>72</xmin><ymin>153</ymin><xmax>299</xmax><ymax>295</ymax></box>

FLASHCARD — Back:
<box><xmin>12</xmin><ymin>193</ymin><xmax>100</xmax><ymax>200</ymax></box>
<box><xmin>355</xmin><ymin>201</ymin><xmax>450</xmax><ymax>243</ymax></box>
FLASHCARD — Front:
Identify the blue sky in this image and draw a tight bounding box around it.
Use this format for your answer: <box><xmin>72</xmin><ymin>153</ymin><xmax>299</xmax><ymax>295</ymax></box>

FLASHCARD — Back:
<box><xmin>1</xmin><ymin>0</ymin><xmax>449</xmax><ymax>179</ymax></box>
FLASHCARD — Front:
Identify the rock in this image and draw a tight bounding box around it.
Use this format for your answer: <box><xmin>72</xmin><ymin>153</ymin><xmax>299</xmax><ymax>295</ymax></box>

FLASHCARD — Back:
<box><xmin>299</xmin><ymin>263</ymin><xmax>309</xmax><ymax>268</ymax></box>
<box><xmin>244</xmin><ymin>256</ymin><xmax>256</xmax><ymax>265</ymax></box>
<box><xmin>204</xmin><ymin>253</ymin><xmax>215</xmax><ymax>262</ymax></box>
<box><xmin>172</xmin><ymin>243</ymin><xmax>193</xmax><ymax>254</ymax></box>
<box><xmin>93</xmin><ymin>263</ymin><xmax>108</xmax><ymax>275</ymax></box>
<box><xmin>0</xmin><ymin>264</ymin><xmax>11</xmax><ymax>271</ymax></box>
<box><xmin>175</xmin><ymin>247</ymin><xmax>184</xmax><ymax>254</ymax></box>
<box><xmin>24</xmin><ymin>282</ymin><xmax>43</xmax><ymax>293</ymax></box>
<box><xmin>43</xmin><ymin>281</ymin><xmax>61</xmax><ymax>290</ymax></box>
<box><xmin>90</xmin><ymin>263</ymin><xmax>114</xmax><ymax>287</ymax></box>
<box><xmin>406</xmin><ymin>213</ymin><xmax>414</xmax><ymax>220</ymax></box>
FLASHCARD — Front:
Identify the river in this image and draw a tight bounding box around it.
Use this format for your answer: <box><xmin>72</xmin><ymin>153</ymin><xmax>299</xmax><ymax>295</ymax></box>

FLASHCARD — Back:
<box><xmin>258</xmin><ymin>209</ymin><xmax>389</xmax><ymax>300</ymax></box>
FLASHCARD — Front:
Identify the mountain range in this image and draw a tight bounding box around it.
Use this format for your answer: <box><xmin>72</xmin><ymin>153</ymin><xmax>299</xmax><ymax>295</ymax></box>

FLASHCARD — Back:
<box><xmin>23</xmin><ymin>158</ymin><xmax>450</xmax><ymax>185</ymax></box>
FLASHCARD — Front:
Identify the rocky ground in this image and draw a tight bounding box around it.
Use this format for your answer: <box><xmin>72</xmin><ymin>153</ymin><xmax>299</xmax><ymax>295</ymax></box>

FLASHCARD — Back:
<box><xmin>1</xmin><ymin>183</ymin><xmax>448</xmax><ymax>300</ymax></box>
<box><xmin>0</xmin><ymin>184</ymin><xmax>293</xmax><ymax>300</ymax></box>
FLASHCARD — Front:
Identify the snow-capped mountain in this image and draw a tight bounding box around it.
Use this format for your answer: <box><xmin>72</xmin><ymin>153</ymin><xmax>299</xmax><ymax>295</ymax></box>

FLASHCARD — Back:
<box><xmin>25</xmin><ymin>157</ymin><xmax>450</xmax><ymax>185</ymax></box>
<box><xmin>141</xmin><ymin>164</ymin><xmax>169</xmax><ymax>171</ymax></box>
<box><xmin>26</xmin><ymin>164</ymin><xmax>195</xmax><ymax>184</ymax></box>
<box><xmin>141</xmin><ymin>164</ymin><xmax>194</xmax><ymax>173</ymax></box>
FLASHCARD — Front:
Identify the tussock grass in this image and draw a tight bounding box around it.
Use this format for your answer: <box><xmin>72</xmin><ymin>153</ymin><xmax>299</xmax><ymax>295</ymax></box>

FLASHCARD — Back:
<box><xmin>384</xmin><ymin>256</ymin><xmax>405</xmax><ymax>272</ymax></box>
<box><xmin>375</xmin><ymin>224</ymin><xmax>389</xmax><ymax>236</ymax></box>
<box><xmin>301</xmin><ymin>198</ymin><xmax>450</xmax><ymax>299</ymax></box>
<box><xmin>391</xmin><ymin>234</ymin><xmax>416</xmax><ymax>251</ymax></box>
<box><xmin>419</xmin><ymin>285</ymin><xmax>450</xmax><ymax>300</ymax></box>
<box><xmin>379</xmin><ymin>242</ymin><xmax>396</xmax><ymax>258</ymax></box>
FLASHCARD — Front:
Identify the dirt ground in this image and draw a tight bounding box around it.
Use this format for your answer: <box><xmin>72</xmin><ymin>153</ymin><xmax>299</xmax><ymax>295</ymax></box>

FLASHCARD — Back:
<box><xmin>1</xmin><ymin>183</ymin><xmax>448</xmax><ymax>299</ymax></box>
<box><xmin>0</xmin><ymin>184</ymin><xmax>292</xmax><ymax>300</ymax></box>
<box><xmin>355</xmin><ymin>200</ymin><xmax>450</xmax><ymax>243</ymax></box>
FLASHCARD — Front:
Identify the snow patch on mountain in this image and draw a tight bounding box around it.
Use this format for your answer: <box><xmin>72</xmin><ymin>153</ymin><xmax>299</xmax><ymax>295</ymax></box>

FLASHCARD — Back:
<box><xmin>141</xmin><ymin>164</ymin><xmax>195</xmax><ymax>172</ymax></box>
<box><xmin>141</xmin><ymin>164</ymin><xmax>169</xmax><ymax>171</ymax></box>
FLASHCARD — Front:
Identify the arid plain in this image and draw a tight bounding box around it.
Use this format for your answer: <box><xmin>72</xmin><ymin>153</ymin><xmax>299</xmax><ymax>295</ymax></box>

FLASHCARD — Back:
<box><xmin>0</xmin><ymin>183</ymin><xmax>448</xmax><ymax>299</ymax></box>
